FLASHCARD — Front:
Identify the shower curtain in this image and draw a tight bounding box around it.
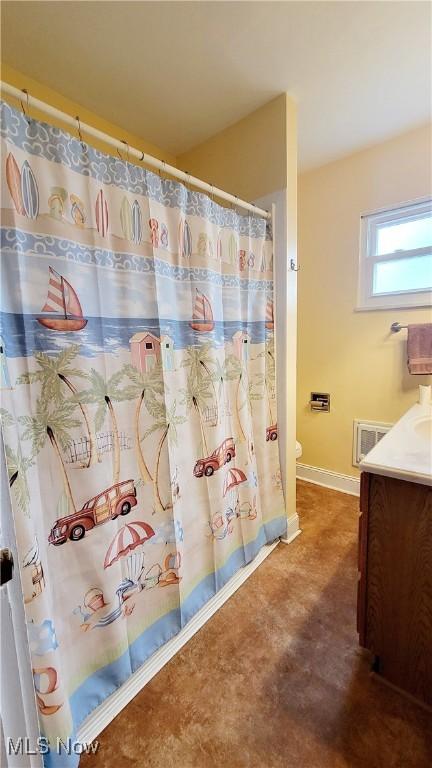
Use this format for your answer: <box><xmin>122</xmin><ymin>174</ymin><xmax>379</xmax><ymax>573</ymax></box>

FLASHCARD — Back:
<box><xmin>0</xmin><ymin>100</ymin><xmax>286</xmax><ymax>766</ymax></box>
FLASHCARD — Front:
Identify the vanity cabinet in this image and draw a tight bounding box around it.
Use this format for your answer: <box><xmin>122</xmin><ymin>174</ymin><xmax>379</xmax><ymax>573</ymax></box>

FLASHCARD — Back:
<box><xmin>357</xmin><ymin>471</ymin><xmax>432</xmax><ymax>707</ymax></box>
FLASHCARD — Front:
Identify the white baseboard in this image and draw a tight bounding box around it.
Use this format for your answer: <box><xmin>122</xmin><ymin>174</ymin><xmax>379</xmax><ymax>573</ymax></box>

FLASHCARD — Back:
<box><xmin>296</xmin><ymin>462</ymin><xmax>360</xmax><ymax>497</ymax></box>
<box><xmin>77</xmin><ymin>539</ymin><xmax>281</xmax><ymax>746</ymax></box>
<box><xmin>280</xmin><ymin>512</ymin><xmax>302</xmax><ymax>544</ymax></box>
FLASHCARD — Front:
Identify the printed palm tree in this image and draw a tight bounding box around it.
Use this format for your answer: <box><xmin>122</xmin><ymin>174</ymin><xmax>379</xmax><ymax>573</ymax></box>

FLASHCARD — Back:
<box><xmin>16</xmin><ymin>345</ymin><xmax>98</xmax><ymax>467</ymax></box>
<box><xmin>180</xmin><ymin>371</ymin><xmax>213</xmax><ymax>456</ymax></box>
<box><xmin>122</xmin><ymin>363</ymin><xmax>165</xmax><ymax>485</ymax></box>
<box><xmin>247</xmin><ymin>380</ymin><xmax>264</xmax><ymax>409</ymax></box>
<box><xmin>142</xmin><ymin>393</ymin><xmax>186</xmax><ymax>513</ymax></box>
<box><xmin>19</xmin><ymin>397</ymin><xmax>80</xmax><ymax>515</ymax></box>
<box><xmin>75</xmin><ymin>368</ymin><xmax>126</xmax><ymax>485</ymax></box>
<box><xmin>211</xmin><ymin>357</ymin><xmax>241</xmax><ymax>426</ymax></box>
<box><xmin>4</xmin><ymin>443</ymin><xmax>33</xmax><ymax>516</ymax></box>
<box><xmin>255</xmin><ymin>372</ymin><xmax>275</xmax><ymax>423</ymax></box>
<box><xmin>257</xmin><ymin>339</ymin><xmax>277</xmax><ymax>424</ymax></box>
<box><xmin>181</xmin><ymin>343</ymin><xmax>218</xmax><ymax>426</ymax></box>
<box><xmin>1</xmin><ymin>408</ymin><xmax>32</xmax><ymax>516</ymax></box>
<box><xmin>225</xmin><ymin>353</ymin><xmax>247</xmax><ymax>442</ymax></box>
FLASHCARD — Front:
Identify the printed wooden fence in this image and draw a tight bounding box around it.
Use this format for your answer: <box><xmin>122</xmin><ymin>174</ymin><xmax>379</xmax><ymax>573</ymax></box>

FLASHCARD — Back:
<box><xmin>65</xmin><ymin>432</ymin><xmax>132</xmax><ymax>464</ymax></box>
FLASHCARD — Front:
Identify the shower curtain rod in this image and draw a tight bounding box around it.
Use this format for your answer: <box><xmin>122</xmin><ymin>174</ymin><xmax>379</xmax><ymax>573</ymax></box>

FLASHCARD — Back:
<box><xmin>1</xmin><ymin>81</ymin><xmax>271</xmax><ymax>220</ymax></box>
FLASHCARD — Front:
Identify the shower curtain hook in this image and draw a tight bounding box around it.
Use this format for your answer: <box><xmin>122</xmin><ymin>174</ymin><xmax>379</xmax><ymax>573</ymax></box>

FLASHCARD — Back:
<box><xmin>76</xmin><ymin>116</ymin><xmax>85</xmax><ymax>148</ymax></box>
<box><xmin>121</xmin><ymin>140</ymin><xmax>130</xmax><ymax>165</ymax></box>
<box><xmin>119</xmin><ymin>140</ymin><xmax>131</xmax><ymax>187</ymax></box>
<box><xmin>20</xmin><ymin>89</ymin><xmax>30</xmax><ymax>124</ymax></box>
<box><xmin>158</xmin><ymin>159</ymin><xmax>166</xmax><ymax>180</ymax></box>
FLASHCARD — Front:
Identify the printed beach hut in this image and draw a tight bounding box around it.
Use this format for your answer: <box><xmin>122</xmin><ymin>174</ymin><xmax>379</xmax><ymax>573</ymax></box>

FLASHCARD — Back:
<box><xmin>161</xmin><ymin>335</ymin><xmax>175</xmax><ymax>371</ymax></box>
<box><xmin>130</xmin><ymin>332</ymin><xmax>161</xmax><ymax>373</ymax></box>
<box><xmin>232</xmin><ymin>330</ymin><xmax>250</xmax><ymax>363</ymax></box>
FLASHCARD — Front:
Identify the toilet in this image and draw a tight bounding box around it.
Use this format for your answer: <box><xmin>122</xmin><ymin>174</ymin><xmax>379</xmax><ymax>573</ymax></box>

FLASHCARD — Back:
<box><xmin>296</xmin><ymin>441</ymin><xmax>302</xmax><ymax>459</ymax></box>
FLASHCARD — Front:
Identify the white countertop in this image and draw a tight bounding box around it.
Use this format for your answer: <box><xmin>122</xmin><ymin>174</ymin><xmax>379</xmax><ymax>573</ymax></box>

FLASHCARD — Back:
<box><xmin>360</xmin><ymin>401</ymin><xmax>432</xmax><ymax>486</ymax></box>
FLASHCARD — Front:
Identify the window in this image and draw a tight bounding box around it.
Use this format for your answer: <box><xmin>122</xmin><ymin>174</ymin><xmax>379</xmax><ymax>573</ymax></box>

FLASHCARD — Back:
<box><xmin>358</xmin><ymin>199</ymin><xmax>432</xmax><ymax>310</ymax></box>
<box><xmin>145</xmin><ymin>342</ymin><xmax>153</xmax><ymax>350</ymax></box>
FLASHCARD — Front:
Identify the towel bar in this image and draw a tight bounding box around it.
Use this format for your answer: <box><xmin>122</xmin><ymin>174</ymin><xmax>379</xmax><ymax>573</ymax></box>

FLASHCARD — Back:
<box><xmin>390</xmin><ymin>322</ymin><xmax>407</xmax><ymax>333</ymax></box>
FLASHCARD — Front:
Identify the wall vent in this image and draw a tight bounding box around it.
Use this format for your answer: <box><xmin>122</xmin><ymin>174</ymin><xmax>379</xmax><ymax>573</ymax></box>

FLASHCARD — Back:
<box><xmin>353</xmin><ymin>420</ymin><xmax>393</xmax><ymax>467</ymax></box>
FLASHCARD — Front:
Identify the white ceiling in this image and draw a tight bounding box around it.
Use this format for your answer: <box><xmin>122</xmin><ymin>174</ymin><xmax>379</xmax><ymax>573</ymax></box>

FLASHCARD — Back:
<box><xmin>2</xmin><ymin>1</ymin><xmax>431</xmax><ymax>170</ymax></box>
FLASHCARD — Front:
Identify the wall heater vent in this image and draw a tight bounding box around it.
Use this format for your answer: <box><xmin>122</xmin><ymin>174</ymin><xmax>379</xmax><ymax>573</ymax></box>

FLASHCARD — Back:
<box><xmin>353</xmin><ymin>420</ymin><xmax>393</xmax><ymax>467</ymax></box>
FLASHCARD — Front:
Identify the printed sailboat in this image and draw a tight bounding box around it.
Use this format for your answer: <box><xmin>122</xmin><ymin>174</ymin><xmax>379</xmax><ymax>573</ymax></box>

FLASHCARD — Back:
<box><xmin>265</xmin><ymin>299</ymin><xmax>274</xmax><ymax>330</ymax></box>
<box><xmin>37</xmin><ymin>267</ymin><xmax>87</xmax><ymax>331</ymax></box>
<box><xmin>190</xmin><ymin>289</ymin><xmax>214</xmax><ymax>332</ymax></box>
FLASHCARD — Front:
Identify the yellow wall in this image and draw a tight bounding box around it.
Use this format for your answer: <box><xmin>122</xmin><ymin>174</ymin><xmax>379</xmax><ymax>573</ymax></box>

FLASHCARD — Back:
<box><xmin>178</xmin><ymin>94</ymin><xmax>299</xmax><ymax>525</ymax></box>
<box><xmin>1</xmin><ymin>65</ymin><xmax>176</xmax><ymax>166</ymax></box>
<box><xmin>178</xmin><ymin>94</ymin><xmax>289</xmax><ymax>202</ymax></box>
<box><xmin>297</xmin><ymin>124</ymin><xmax>432</xmax><ymax>477</ymax></box>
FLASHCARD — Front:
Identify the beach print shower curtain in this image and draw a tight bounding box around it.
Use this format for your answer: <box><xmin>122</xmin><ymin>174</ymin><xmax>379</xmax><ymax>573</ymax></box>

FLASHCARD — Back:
<box><xmin>0</xmin><ymin>100</ymin><xmax>286</xmax><ymax>766</ymax></box>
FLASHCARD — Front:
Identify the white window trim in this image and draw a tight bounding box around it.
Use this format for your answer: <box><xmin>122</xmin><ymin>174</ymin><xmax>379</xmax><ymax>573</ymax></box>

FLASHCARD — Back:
<box><xmin>356</xmin><ymin>197</ymin><xmax>432</xmax><ymax>311</ymax></box>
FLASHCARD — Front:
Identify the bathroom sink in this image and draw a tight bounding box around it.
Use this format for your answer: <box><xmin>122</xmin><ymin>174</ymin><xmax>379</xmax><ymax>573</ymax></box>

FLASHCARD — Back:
<box><xmin>360</xmin><ymin>402</ymin><xmax>432</xmax><ymax>485</ymax></box>
<box><xmin>414</xmin><ymin>416</ymin><xmax>432</xmax><ymax>442</ymax></box>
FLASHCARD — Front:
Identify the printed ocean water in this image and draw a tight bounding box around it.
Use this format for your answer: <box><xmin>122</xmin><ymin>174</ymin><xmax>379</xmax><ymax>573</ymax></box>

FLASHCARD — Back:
<box><xmin>0</xmin><ymin>313</ymin><xmax>272</xmax><ymax>358</ymax></box>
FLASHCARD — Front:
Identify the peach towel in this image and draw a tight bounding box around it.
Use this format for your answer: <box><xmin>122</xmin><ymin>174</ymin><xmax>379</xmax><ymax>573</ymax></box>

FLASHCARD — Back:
<box><xmin>407</xmin><ymin>323</ymin><xmax>432</xmax><ymax>375</ymax></box>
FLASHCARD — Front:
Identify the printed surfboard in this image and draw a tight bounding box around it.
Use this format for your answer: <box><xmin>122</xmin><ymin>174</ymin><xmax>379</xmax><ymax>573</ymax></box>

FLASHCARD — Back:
<box><xmin>131</xmin><ymin>200</ymin><xmax>142</xmax><ymax>244</ymax></box>
<box><xmin>229</xmin><ymin>233</ymin><xmax>237</xmax><ymax>264</ymax></box>
<box><xmin>95</xmin><ymin>189</ymin><xmax>109</xmax><ymax>236</ymax></box>
<box><xmin>160</xmin><ymin>222</ymin><xmax>168</xmax><ymax>249</ymax></box>
<box><xmin>6</xmin><ymin>153</ymin><xmax>25</xmax><ymax>214</ymax></box>
<box><xmin>178</xmin><ymin>218</ymin><xmax>192</xmax><ymax>257</ymax></box>
<box><xmin>21</xmin><ymin>160</ymin><xmax>39</xmax><ymax>219</ymax></box>
<box><xmin>120</xmin><ymin>197</ymin><xmax>133</xmax><ymax>241</ymax></box>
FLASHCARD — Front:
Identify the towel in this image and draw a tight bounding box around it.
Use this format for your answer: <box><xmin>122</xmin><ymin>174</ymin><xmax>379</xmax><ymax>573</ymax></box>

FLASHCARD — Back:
<box><xmin>407</xmin><ymin>323</ymin><xmax>432</xmax><ymax>375</ymax></box>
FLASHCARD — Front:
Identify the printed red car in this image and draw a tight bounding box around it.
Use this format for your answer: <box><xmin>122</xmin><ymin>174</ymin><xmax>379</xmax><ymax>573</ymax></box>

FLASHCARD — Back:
<box><xmin>48</xmin><ymin>480</ymin><xmax>137</xmax><ymax>545</ymax></box>
<box><xmin>193</xmin><ymin>438</ymin><xmax>235</xmax><ymax>478</ymax></box>
<box><xmin>266</xmin><ymin>424</ymin><xmax>278</xmax><ymax>441</ymax></box>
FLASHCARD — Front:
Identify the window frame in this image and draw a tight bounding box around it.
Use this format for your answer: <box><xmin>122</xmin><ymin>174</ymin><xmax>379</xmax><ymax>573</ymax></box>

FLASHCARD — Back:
<box><xmin>357</xmin><ymin>197</ymin><xmax>432</xmax><ymax>311</ymax></box>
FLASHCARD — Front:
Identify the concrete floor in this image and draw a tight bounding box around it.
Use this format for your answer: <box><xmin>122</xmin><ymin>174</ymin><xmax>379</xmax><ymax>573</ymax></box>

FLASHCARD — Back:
<box><xmin>81</xmin><ymin>481</ymin><xmax>432</xmax><ymax>768</ymax></box>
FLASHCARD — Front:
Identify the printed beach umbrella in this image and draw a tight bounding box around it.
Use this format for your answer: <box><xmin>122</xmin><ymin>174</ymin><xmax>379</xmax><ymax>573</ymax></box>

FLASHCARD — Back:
<box><xmin>104</xmin><ymin>521</ymin><xmax>155</xmax><ymax>583</ymax></box>
<box><xmin>222</xmin><ymin>467</ymin><xmax>247</xmax><ymax>498</ymax></box>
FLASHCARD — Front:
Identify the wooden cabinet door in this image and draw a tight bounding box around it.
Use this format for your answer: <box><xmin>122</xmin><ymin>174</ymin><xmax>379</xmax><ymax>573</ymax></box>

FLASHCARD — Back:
<box><xmin>365</xmin><ymin>474</ymin><xmax>432</xmax><ymax>707</ymax></box>
<box><xmin>357</xmin><ymin>472</ymin><xmax>370</xmax><ymax>646</ymax></box>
